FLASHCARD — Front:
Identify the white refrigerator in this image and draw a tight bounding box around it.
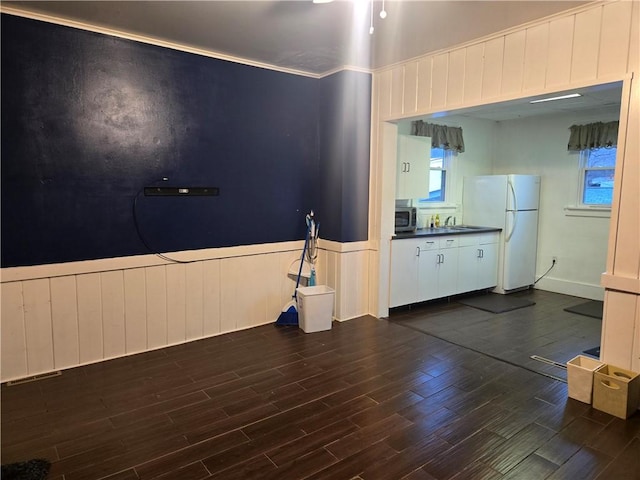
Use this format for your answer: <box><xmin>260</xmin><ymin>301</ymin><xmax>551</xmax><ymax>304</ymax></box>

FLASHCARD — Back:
<box><xmin>463</xmin><ymin>174</ymin><xmax>541</xmax><ymax>293</ymax></box>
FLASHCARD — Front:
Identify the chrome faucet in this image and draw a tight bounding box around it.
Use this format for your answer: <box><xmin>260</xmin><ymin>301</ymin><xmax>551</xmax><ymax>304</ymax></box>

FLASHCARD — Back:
<box><xmin>445</xmin><ymin>216</ymin><xmax>453</xmax><ymax>226</ymax></box>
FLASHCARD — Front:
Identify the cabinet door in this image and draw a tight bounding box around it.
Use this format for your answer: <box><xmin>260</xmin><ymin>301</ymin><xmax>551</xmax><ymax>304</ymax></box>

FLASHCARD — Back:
<box><xmin>397</xmin><ymin>135</ymin><xmax>430</xmax><ymax>199</ymax></box>
<box><xmin>390</xmin><ymin>240</ymin><xmax>421</xmax><ymax>307</ymax></box>
<box><xmin>477</xmin><ymin>242</ymin><xmax>498</xmax><ymax>290</ymax></box>
<box><xmin>457</xmin><ymin>245</ymin><xmax>480</xmax><ymax>293</ymax></box>
<box><xmin>418</xmin><ymin>248</ymin><xmax>439</xmax><ymax>302</ymax></box>
<box><xmin>437</xmin><ymin>248</ymin><xmax>459</xmax><ymax>298</ymax></box>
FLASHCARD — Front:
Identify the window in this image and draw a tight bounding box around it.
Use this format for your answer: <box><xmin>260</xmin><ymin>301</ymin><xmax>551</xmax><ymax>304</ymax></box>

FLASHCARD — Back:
<box><xmin>580</xmin><ymin>147</ymin><xmax>616</xmax><ymax>206</ymax></box>
<box><xmin>419</xmin><ymin>147</ymin><xmax>452</xmax><ymax>204</ymax></box>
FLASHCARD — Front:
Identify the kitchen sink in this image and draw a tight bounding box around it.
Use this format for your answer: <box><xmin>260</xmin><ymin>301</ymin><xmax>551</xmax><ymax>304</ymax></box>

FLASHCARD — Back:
<box><xmin>447</xmin><ymin>225</ymin><xmax>484</xmax><ymax>230</ymax></box>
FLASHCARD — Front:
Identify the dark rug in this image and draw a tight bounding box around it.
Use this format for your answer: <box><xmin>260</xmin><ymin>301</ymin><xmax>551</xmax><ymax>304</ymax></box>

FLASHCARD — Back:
<box><xmin>1</xmin><ymin>459</ymin><xmax>51</xmax><ymax>480</ymax></box>
<box><xmin>564</xmin><ymin>300</ymin><xmax>603</xmax><ymax>319</ymax></box>
<box><xmin>583</xmin><ymin>346</ymin><xmax>601</xmax><ymax>357</ymax></box>
<box><xmin>456</xmin><ymin>293</ymin><xmax>535</xmax><ymax>314</ymax></box>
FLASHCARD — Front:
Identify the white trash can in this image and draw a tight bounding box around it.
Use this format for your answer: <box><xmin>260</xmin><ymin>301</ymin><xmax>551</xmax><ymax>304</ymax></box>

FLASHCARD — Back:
<box><xmin>296</xmin><ymin>285</ymin><xmax>335</xmax><ymax>333</ymax></box>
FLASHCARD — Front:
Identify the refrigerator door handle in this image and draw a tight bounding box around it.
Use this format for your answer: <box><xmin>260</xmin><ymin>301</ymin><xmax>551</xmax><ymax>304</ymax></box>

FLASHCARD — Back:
<box><xmin>506</xmin><ymin>210</ymin><xmax>517</xmax><ymax>242</ymax></box>
<box><xmin>506</xmin><ymin>180</ymin><xmax>518</xmax><ymax>242</ymax></box>
<box><xmin>508</xmin><ymin>179</ymin><xmax>518</xmax><ymax>212</ymax></box>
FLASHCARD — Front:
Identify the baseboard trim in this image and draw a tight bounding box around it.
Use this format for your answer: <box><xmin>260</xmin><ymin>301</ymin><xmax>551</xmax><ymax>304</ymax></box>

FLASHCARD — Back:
<box><xmin>534</xmin><ymin>277</ymin><xmax>604</xmax><ymax>301</ymax></box>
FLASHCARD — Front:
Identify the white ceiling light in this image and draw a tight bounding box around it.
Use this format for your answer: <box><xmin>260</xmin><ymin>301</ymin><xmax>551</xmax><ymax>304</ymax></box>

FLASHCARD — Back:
<box><xmin>530</xmin><ymin>93</ymin><xmax>582</xmax><ymax>104</ymax></box>
<box><xmin>312</xmin><ymin>0</ymin><xmax>334</xmax><ymax>3</ymax></box>
<box><xmin>380</xmin><ymin>0</ymin><xmax>387</xmax><ymax>18</ymax></box>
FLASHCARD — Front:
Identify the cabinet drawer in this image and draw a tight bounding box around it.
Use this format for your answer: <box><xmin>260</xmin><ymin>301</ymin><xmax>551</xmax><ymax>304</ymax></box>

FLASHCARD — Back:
<box><xmin>420</xmin><ymin>239</ymin><xmax>439</xmax><ymax>251</ymax></box>
<box><xmin>457</xmin><ymin>234</ymin><xmax>479</xmax><ymax>247</ymax></box>
<box><xmin>479</xmin><ymin>232</ymin><xmax>499</xmax><ymax>244</ymax></box>
<box><xmin>439</xmin><ymin>237</ymin><xmax>458</xmax><ymax>249</ymax></box>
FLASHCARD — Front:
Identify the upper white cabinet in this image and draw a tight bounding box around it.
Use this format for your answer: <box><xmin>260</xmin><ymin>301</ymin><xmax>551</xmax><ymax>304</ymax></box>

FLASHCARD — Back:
<box><xmin>396</xmin><ymin>134</ymin><xmax>430</xmax><ymax>199</ymax></box>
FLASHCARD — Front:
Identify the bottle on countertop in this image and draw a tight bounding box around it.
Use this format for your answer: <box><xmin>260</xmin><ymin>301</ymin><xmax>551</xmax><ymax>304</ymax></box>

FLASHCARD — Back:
<box><xmin>430</xmin><ymin>215</ymin><xmax>435</xmax><ymax>228</ymax></box>
<box><xmin>435</xmin><ymin>214</ymin><xmax>440</xmax><ymax>228</ymax></box>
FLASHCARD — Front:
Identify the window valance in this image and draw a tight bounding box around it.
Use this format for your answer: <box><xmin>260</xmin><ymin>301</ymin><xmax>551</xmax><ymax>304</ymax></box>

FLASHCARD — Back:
<box><xmin>411</xmin><ymin>121</ymin><xmax>465</xmax><ymax>153</ymax></box>
<box><xmin>567</xmin><ymin>121</ymin><xmax>618</xmax><ymax>151</ymax></box>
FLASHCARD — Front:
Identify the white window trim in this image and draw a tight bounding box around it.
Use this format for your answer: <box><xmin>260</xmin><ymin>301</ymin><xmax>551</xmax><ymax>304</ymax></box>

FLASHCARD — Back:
<box><xmin>564</xmin><ymin>148</ymin><xmax>614</xmax><ymax>218</ymax></box>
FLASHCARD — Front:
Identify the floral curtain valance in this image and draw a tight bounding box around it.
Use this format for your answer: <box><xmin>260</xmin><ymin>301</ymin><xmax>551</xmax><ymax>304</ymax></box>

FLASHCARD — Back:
<box><xmin>567</xmin><ymin>121</ymin><xmax>618</xmax><ymax>151</ymax></box>
<box><xmin>411</xmin><ymin>121</ymin><xmax>465</xmax><ymax>153</ymax></box>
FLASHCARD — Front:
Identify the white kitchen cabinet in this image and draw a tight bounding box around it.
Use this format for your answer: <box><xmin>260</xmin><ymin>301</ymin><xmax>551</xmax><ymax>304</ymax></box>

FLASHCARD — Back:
<box><xmin>420</xmin><ymin>237</ymin><xmax>459</xmax><ymax>301</ymax></box>
<box><xmin>390</xmin><ymin>232</ymin><xmax>498</xmax><ymax>308</ymax></box>
<box><xmin>457</xmin><ymin>233</ymin><xmax>499</xmax><ymax>293</ymax></box>
<box><xmin>396</xmin><ymin>134</ymin><xmax>430</xmax><ymax>199</ymax></box>
<box><xmin>389</xmin><ymin>238</ymin><xmax>422</xmax><ymax>308</ymax></box>
<box><xmin>390</xmin><ymin>235</ymin><xmax>459</xmax><ymax>307</ymax></box>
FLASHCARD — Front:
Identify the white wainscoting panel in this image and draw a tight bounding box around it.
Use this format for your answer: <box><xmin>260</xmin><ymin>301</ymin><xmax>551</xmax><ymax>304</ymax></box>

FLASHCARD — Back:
<box><xmin>101</xmin><ymin>270</ymin><xmax>126</xmax><ymax>358</ymax></box>
<box><xmin>23</xmin><ymin>279</ymin><xmax>54</xmax><ymax>375</ymax></box>
<box><xmin>390</xmin><ymin>65</ymin><xmax>404</xmax><ymax>118</ymax></box>
<box><xmin>3</xmin><ymin>241</ymin><xmax>368</xmax><ymax>382</ymax></box>
<box><xmin>431</xmin><ymin>54</ymin><xmax>449</xmax><ymax>109</ymax></box>
<box><xmin>501</xmin><ymin>30</ymin><xmax>526</xmax><ymax>95</ymax></box>
<box><xmin>146</xmin><ymin>265</ymin><xmax>168</xmax><ymax>349</ymax></box>
<box><xmin>202</xmin><ymin>259</ymin><xmax>222</xmax><ymax>336</ymax></box>
<box><xmin>571</xmin><ymin>6</ymin><xmax>602</xmax><ymax>83</ymax></box>
<box><xmin>185</xmin><ymin>262</ymin><xmax>204</xmax><ymax>341</ymax></box>
<box><xmin>76</xmin><ymin>273</ymin><xmax>103</xmax><ymax>364</ymax></box>
<box><xmin>481</xmin><ymin>37</ymin><xmax>504</xmax><ymax>100</ymax></box>
<box><xmin>50</xmin><ymin>276</ymin><xmax>80</xmax><ymax>370</ymax></box>
<box><xmin>123</xmin><ymin>268</ymin><xmax>147</xmax><ymax>354</ymax></box>
<box><xmin>416</xmin><ymin>56</ymin><xmax>433</xmax><ymax>112</ymax></box>
<box><xmin>463</xmin><ymin>43</ymin><xmax>484</xmax><ymax>104</ymax></box>
<box><xmin>1</xmin><ymin>282</ymin><xmax>27</xmax><ymax>380</ymax></box>
<box><xmin>598</xmin><ymin>1</ymin><xmax>633</xmax><ymax>78</ymax></box>
<box><xmin>166</xmin><ymin>263</ymin><xmax>187</xmax><ymax>345</ymax></box>
<box><xmin>446</xmin><ymin>48</ymin><xmax>466</xmax><ymax>107</ymax></box>
<box><xmin>546</xmin><ymin>15</ymin><xmax>575</xmax><ymax>88</ymax></box>
<box><xmin>403</xmin><ymin>61</ymin><xmax>418</xmax><ymax>115</ymax></box>
<box><xmin>523</xmin><ymin>23</ymin><xmax>549</xmax><ymax>92</ymax></box>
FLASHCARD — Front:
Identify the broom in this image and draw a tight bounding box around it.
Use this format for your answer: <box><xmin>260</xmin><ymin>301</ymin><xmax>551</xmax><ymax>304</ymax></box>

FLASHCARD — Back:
<box><xmin>275</xmin><ymin>224</ymin><xmax>310</xmax><ymax>326</ymax></box>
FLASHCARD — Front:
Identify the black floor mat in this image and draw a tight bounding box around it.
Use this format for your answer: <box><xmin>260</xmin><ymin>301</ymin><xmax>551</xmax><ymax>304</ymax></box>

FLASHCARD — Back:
<box><xmin>1</xmin><ymin>459</ymin><xmax>50</xmax><ymax>480</ymax></box>
<box><xmin>456</xmin><ymin>293</ymin><xmax>535</xmax><ymax>314</ymax></box>
<box><xmin>583</xmin><ymin>346</ymin><xmax>601</xmax><ymax>357</ymax></box>
<box><xmin>564</xmin><ymin>300</ymin><xmax>603</xmax><ymax>319</ymax></box>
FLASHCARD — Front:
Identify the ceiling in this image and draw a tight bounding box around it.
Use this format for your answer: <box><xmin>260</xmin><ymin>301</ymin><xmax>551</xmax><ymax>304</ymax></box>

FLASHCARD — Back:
<box><xmin>444</xmin><ymin>82</ymin><xmax>623</xmax><ymax>122</ymax></box>
<box><xmin>3</xmin><ymin>1</ymin><xmax>590</xmax><ymax>75</ymax></box>
<box><xmin>3</xmin><ymin>0</ymin><xmax>621</xmax><ymax>120</ymax></box>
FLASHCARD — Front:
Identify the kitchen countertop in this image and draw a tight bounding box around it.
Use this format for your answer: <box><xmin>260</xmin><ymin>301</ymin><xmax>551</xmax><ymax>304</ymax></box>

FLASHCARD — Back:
<box><xmin>393</xmin><ymin>226</ymin><xmax>502</xmax><ymax>239</ymax></box>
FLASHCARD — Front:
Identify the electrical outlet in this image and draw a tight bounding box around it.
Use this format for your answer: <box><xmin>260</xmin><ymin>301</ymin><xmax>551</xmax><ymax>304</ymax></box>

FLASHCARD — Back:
<box><xmin>552</xmin><ymin>256</ymin><xmax>558</xmax><ymax>264</ymax></box>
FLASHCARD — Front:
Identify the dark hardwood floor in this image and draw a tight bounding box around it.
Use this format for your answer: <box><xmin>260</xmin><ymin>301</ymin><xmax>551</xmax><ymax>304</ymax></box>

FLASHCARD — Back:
<box><xmin>390</xmin><ymin>290</ymin><xmax>603</xmax><ymax>382</ymax></box>
<box><xmin>2</xmin><ymin>292</ymin><xmax>638</xmax><ymax>480</ymax></box>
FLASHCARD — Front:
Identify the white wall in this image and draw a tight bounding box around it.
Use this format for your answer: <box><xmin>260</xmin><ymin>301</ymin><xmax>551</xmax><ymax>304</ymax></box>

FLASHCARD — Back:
<box><xmin>492</xmin><ymin>107</ymin><xmax>620</xmax><ymax>299</ymax></box>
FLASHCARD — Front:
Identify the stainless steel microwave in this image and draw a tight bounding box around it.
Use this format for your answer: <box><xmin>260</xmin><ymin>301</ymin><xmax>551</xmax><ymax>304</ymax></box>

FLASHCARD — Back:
<box><xmin>395</xmin><ymin>207</ymin><xmax>417</xmax><ymax>233</ymax></box>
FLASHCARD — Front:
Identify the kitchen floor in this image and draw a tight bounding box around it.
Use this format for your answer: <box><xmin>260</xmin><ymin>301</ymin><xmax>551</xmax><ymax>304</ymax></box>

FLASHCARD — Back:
<box><xmin>390</xmin><ymin>289</ymin><xmax>603</xmax><ymax>382</ymax></box>
<box><xmin>2</xmin><ymin>298</ymin><xmax>637</xmax><ymax>480</ymax></box>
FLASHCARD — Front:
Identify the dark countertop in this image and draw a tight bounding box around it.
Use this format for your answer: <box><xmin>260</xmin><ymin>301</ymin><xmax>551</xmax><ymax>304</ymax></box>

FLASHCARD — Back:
<box><xmin>393</xmin><ymin>226</ymin><xmax>502</xmax><ymax>239</ymax></box>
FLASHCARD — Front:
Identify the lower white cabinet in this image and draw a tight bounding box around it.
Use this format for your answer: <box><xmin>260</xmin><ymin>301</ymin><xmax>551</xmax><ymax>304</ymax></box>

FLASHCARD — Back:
<box><xmin>389</xmin><ymin>238</ymin><xmax>422</xmax><ymax>308</ymax></box>
<box><xmin>390</xmin><ymin>232</ymin><xmax>498</xmax><ymax>308</ymax></box>
<box><xmin>457</xmin><ymin>233</ymin><xmax>499</xmax><ymax>293</ymax></box>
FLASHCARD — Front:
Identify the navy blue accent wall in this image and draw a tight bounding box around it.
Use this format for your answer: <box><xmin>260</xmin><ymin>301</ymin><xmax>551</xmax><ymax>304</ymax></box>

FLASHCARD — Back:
<box><xmin>318</xmin><ymin>71</ymin><xmax>371</xmax><ymax>242</ymax></box>
<box><xmin>1</xmin><ymin>14</ymin><xmax>370</xmax><ymax>268</ymax></box>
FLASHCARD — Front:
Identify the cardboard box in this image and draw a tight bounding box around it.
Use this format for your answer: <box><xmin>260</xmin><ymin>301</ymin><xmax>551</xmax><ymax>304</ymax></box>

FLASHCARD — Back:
<box><xmin>567</xmin><ymin>355</ymin><xmax>604</xmax><ymax>404</ymax></box>
<box><xmin>592</xmin><ymin>364</ymin><xmax>640</xmax><ymax>419</ymax></box>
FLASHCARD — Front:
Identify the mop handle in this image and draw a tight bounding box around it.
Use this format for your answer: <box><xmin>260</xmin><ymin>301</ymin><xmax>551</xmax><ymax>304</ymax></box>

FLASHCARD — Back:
<box><xmin>293</xmin><ymin>224</ymin><xmax>311</xmax><ymax>299</ymax></box>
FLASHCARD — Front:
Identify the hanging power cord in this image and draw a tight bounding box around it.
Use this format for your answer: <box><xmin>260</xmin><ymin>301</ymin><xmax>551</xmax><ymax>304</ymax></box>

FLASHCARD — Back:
<box><xmin>534</xmin><ymin>258</ymin><xmax>556</xmax><ymax>285</ymax></box>
<box><xmin>132</xmin><ymin>180</ymin><xmax>194</xmax><ymax>264</ymax></box>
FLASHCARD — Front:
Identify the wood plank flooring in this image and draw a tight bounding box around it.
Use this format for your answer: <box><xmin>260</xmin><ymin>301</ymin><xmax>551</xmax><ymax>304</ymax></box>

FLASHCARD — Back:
<box><xmin>2</xmin><ymin>291</ymin><xmax>638</xmax><ymax>479</ymax></box>
<box><xmin>391</xmin><ymin>290</ymin><xmax>603</xmax><ymax>382</ymax></box>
